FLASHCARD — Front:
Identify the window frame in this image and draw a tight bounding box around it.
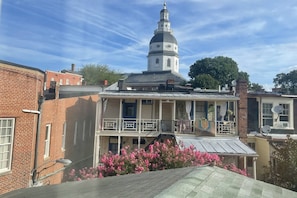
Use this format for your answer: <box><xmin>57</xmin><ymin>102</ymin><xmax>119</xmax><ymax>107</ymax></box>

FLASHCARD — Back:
<box><xmin>62</xmin><ymin>122</ymin><xmax>66</xmax><ymax>151</ymax></box>
<box><xmin>262</xmin><ymin>103</ymin><xmax>273</xmax><ymax>126</ymax></box>
<box><xmin>44</xmin><ymin>124</ymin><xmax>51</xmax><ymax>158</ymax></box>
<box><xmin>74</xmin><ymin>121</ymin><xmax>78</xmax><ymax>145</ymax></box>
<box><xmin>82</xmin><ymin>120</ymin><xmax>86</xmax><ymax>141</ymax></box>
<box><xmin>279</xmin><ymin>103</ymin><xmax>289</xmax><ymax>122</ymax></box>
<box><xmin>0</xmin><ymin>118</ymin><xmax>15</xmax><ymax>173</ymax></box>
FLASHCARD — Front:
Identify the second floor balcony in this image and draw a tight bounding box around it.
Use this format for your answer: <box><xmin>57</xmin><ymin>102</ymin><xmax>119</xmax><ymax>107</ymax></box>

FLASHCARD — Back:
<box><xmin>100</xmin><ymin>118</ymin><xmax>236</xmax><ymax>136</ymax></box>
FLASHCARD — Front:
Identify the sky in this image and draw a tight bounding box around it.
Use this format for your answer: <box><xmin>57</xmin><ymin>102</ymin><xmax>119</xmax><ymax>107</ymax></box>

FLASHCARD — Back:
<box><xmin>1</xmin><ymin>0</ymin><xmax>297</xmax><ymax>90</ymax></box>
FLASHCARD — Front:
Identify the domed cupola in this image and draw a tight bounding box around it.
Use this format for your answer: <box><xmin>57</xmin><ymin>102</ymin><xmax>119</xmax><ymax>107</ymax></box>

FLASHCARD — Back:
<box><xmin>147</xmin><ymin>3</ymin><xmax>179</xmax><ymax>73</ymax></box>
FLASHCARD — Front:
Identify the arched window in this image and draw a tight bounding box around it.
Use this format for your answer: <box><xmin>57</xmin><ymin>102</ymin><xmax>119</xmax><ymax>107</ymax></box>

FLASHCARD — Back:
<box><xmin>167</xmin><ymin>58</ymin><xmax>171</xmax><ymax>67</ymax></box>
<box><xmin>156</xmin><ymin>58</ymin><xmax>159</xmax><ymax>64</ymax></box>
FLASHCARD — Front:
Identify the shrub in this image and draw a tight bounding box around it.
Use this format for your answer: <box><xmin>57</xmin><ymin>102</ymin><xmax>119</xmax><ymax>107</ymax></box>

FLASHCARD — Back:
<box><xmin>68</xmin><ymin>139</ymin><xmax>245</xmax><ymax>181</ymax></box>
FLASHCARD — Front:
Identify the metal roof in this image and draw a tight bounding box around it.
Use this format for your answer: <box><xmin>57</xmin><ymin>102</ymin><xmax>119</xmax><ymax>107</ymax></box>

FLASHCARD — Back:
<box><xmin>99</xmin><ymin>91</ymin><xmax>239</xmax><ymax>101</ymax></box>
<box><xmin>175</xmin><ymin>136</ymin><xmax>258</xmax><ymax>157</ymax></box>
<box><xmin>150</xmin><ymin>32</ymin><xmax>177</xmax><ymax>44</ymax></box>
<box><xmin>2</xmin><ymin>166</ymin><xmax>295</xmax><ymax>198</ymax></box>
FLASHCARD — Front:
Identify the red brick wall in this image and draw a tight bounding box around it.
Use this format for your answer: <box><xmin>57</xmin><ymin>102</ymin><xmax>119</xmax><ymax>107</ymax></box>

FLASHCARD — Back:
<box><xmin>236</xmin><ymin>80</ymin><xmax>248</xmax><ymax>143</ymax></box>
<box><xmin>0</xmin><ymin>62</ymin><xmax>44</xmax><ymax>194</ymax></box>
<box><xmin>37</xmin><ymin>94</ymin><xmax>99</xmax><ymax>185</ymax></box>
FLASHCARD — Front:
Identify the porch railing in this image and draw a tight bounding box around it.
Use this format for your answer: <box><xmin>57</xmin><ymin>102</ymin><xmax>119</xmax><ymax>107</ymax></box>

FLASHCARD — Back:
<box><xmin>101</xmin><ymin>118</ymin><xmax>236</xmax><ymax>135</ymax></box>
<box><xmin>216</xmin><ymin>121</ymin><xmax>236</xmax><ymax>135</ymax></box>
<box><xmin>174</xmin><ymin>120</ymin><xmax>194</xmax><ymax>134</ymax></box>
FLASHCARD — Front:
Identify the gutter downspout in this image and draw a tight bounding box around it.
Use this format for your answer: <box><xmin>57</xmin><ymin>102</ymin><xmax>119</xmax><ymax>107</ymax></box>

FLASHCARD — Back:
<box><xmin>32</xmin><ymin>96</ymin><xmax>44</xmax><ymax>185</ymax></box>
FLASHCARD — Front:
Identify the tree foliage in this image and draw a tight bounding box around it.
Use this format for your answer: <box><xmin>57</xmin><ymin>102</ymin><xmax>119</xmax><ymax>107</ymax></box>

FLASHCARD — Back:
<box><xmin>190</xmin><ymin>74</ymin><xmax>220</xmax><ymax>89</ymax></box>
<box><xmin>273</xmin><ymin>70</ymin><xmax>297</xmax><ymax>94</ymax></box>
<box><xmin>79</xmin><ymin>64</ymin><xmax>122</xmax><ymax>85</ymax></box>
<box><xmin>263</xmin><ymin>136</ymin><xmax>297</xmax><ymax>191</ymax></box>
<box><xmin>238</xmin><ymin>71</ymin><xmax>250</xmax><ymax>82</ymax></box>
<box><xmin>250</xmin><ymin>83</ymin><xmax>264</xmax><ymax>92</ymax></box>
<box><xmin>188</xmin><ymin>56</ymin><xmax>243</xmax><ymax>88</ymax></box>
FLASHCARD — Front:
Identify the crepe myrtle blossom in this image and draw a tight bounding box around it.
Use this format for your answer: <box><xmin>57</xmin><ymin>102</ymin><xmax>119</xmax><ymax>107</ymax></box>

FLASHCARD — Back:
<box><xmin>68</xmin><ymin>139</ymin><xmax>247</xmax><ymax>181</ymax></box>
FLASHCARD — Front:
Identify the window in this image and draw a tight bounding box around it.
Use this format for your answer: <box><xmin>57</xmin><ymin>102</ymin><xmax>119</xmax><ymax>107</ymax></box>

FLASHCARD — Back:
<box><xmin>59</xmin><ymin>79</ymin><xmax>63</xmax><ymax>85</ymax></box>
<box><xmin>74</xmin><ymin>122</ymin><xmax>77</xmax><ymax>145</ymax></box>
<box><xmin>62</xmin><ymin>122</ymin><xmax>66</xmax><ymax>150</ymax></box>
<box><xmin>66</xmin><ymin>79</ymin><xmax>69</xmax><ymax>85</ymax></box>
<box><xmin>263</xmin><ymin>103</ymin><xmax>273</xmax><ymax>126</ymax></box>
<box><xmin>0</xmin><ymin>118</ymin><xmax>15</xmax><ymax>172</ymax></box>
<box><xmin>82</xmin><ymin>120</ymin><xmax>86</xmax><ymax>141</ymax></box>
<box><xmin>167</xmin><ymin>58</ymin><xmax>171</xmax><ymax>67</ymax></box>
<box><xmin>279</xmin><ymin>104</ymin><xmax>289</xmax><ymax>121</ymax></box>
<box><xmin>132</xmin><ymin>138</ymin><xmax>146</xmax><ymax>144</ymax></box>
<box><xmin>44</xmin><ymin>124</ymin><xmax>51</xmax><ymax>158</ymax></box>
<box><xmin>89</xmin><ymin>120</ymin><xmax>92</xmax><ymax>137</ymax></box>
<box><xmin>123</xmin><ymin>102</ymin><xmax>137</xmax><ymax>118</ymax></box>
<box><xmin>109</xmin><ymin>137</ymin><xmax>121</xmax><ymax>154</ymax></box>
<box><xmin>155</xmin><ymin>58</ymin><xmax>159</xmax><ymax>64</ymax></box>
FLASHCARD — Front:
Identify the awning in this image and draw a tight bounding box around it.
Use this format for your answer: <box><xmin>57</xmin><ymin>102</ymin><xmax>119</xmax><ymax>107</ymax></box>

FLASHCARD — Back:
<box><xmin>175</xmin><ymin>136</ymin><xmax>258</xmax><ymax>157</ymax></box>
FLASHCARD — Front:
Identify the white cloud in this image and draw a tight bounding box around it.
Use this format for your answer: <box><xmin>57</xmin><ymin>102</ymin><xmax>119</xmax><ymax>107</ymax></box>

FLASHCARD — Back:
<box><xmin>1</xmin><ymin>0</ymin><xmax>297</xmax><ymax>91</ymax></box>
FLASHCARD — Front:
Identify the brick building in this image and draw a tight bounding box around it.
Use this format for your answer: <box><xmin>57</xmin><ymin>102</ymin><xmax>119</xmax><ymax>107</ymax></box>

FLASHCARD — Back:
<box><xmin>37</xmin><ymin>94</ymin><xmax>98</xmax><ymax>186</ymax></box>
<box><xmin>0</xmin><ymin>60</ymin><xmax>98</xmax><ymax>194</ymax></box>
<box><xmin>0</xmin><ymin>60</ymin><xmax>44</xmax><ymax>194</ymax></box>
<box><xmin>45</xmin><ymin>64</ymin><xmax>83</xmax><ymax>90</ymax></box>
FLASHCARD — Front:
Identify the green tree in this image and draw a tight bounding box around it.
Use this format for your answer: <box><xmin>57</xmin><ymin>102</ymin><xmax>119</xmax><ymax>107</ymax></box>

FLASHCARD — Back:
<box><xmin>190</xmin><ymin>74</ymin><xmax>219</xmax><ymax>89</ymax></box>
<box><xmin>250</xmin><ymin>83</ymin><xmax>264</xmax><ymax>92</ymax></box>
<box><xmin>188</xmin><ymin>56</ymin><xmax>240</xmax><ymax>88</ymax></box>
<box><xmin>80</xmin><ymin>64</ymin><xmax>122</xmax><ymax>85</ymax></box>
<box><xmin>273</xmin><ymin>70</ymin><xmax>297</xmax><ymax>94</ymax></box>
<box><xmin>238</xmin><ymin>71</ymin><xmax>250</xmax><ymax>82</ymax></box>
<box><xmin>263</xmin><ymin>136</ymin><xmax>297</xmax><ymax>191</ymax></box>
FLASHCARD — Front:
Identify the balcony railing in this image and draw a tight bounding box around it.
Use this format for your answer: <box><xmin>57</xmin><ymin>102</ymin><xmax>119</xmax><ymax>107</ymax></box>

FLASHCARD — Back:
<box><xmin>103</xmin><ymin>118</ymin><xmax>159</xmax><ymax>133</ymax></box>
<box><xmin>174</xmin><ymin>120</ymin><xmax>194</xmax><ymax>134</ymax></box>
<box><xmin>101</xmin><ymin>118</ymin><xmax>236</xmax><ymax>135</ymax></box>
<box><xmin>216</xmin><ymin>121</ymin><xmax>236</xmax><ymax>135</ymax></box>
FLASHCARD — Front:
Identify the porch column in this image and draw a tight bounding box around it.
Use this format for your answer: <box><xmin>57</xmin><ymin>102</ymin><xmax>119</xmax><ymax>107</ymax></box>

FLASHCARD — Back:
<box><xmin>253</xmin><ymin>157</ymin><xmax>257</xmax><ymax>179</ymax></box>
<box><xmin>139</xmin><ymin>99</ymin><xmax>142</xmax><ymax>133</ymax></box>
<box><xmin>214</xmin><ymin>101</ymin><xmax>217</xmax><ymax>135</ymax></box>
<box><xmin>117</xmin><ymin>136</ymin><xmax>121</xmax><ymax>155</ymax></box>
<box><xmin>173</xmin><ymin>100</ymin><xmax>176</xmax><ymax>133</ymax></box>
<box><xmin>93</xmin><ymin>98</ymin><xmax>102</xmax><ymax>167</ymax></box>
<box><xmin>159</xmin><ymin>100</ymin><xmax>162</xmax><ymax>131</ymax></box>
<box><xmin>93</xmin><ymin>134</ymin><xmax>100</xmax><ymax>167</ymax></box>
<box><xmin>243</xmin><ymin>156</ymin><xmax>247</xmax><ymax>170</ymax></box>
<box><xmin>119</xmin><ymin>99</ymin><xmax>122</xmax><ymax>132</ymax></box>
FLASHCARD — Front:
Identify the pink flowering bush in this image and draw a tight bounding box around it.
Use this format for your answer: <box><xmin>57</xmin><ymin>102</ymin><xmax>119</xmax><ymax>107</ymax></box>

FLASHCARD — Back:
<box><xmin>224</xmin><ymin>163</ymin><xmax>248</xmax><ymax>176</ymax></box>
<box><xmin>68</xmin><ymin>139</ymin><xmax>246</xmax><ymax>181</ymax></box>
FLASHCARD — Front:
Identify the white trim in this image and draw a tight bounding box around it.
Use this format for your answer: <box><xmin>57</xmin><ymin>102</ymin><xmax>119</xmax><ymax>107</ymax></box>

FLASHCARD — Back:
<box><xmin>44</xmin><ymin>124</ymin><xmax>51</xmax><ymax>158</ymax></box>
<box><xmin>62</xmin><ymin>122</ymin><xmax>66</xmax><ymax>150</ymax></box>
<box><xmin>0</xmin><ymin>118</ymin><xmax>15</xmax><ymax>173</ymax></box>
<box><xmin>74</xmin><ymin>122</ymin><xmax>78</xmax><ymax>145</ymax></box>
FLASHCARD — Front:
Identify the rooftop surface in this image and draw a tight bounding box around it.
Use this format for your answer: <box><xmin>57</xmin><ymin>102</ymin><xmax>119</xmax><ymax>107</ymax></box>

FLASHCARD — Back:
<box><xmin>2</xmin><ymin>166</ymin><xmax>296</xmax><ymax>198</ymax></box>
<box><xmin>176</xmin><ymin>136</ymin><xmax>258</xmax><ymax>157</ymax></box>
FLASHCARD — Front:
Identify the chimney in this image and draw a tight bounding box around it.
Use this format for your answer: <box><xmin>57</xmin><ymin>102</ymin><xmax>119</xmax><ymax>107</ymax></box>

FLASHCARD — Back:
<box><xmin>236</xmin><ymin>80</ymin><xmax>248</xmax><ymax>143</ymax></box>
<box><xmin>71</xmin><ymin>64</ymin><xmax>75</xmax><ymax>72</ymax></box>
<box><xmin>118</xmin><ymin>79</ymin><xmax>126</xmax><ymax>90</ymax></box>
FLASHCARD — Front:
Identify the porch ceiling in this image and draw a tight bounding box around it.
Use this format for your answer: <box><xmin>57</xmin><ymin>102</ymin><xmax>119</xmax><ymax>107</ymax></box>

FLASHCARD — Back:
<box><xmin>175</xmin><ymin>136</ymin><xmax>258</xmax><ymax>157</ymax></box>
<box><xmin>99</xmin><ymin>92</ymin><xmax>239</xmax><ymax>101</ymax></box>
